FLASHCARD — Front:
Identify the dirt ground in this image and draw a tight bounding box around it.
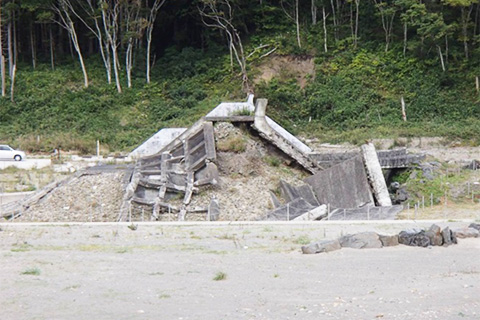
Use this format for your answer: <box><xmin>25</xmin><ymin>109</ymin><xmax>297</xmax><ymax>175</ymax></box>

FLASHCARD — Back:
<box><xmin>1</xmin><ymin>221</ymin><xmax>479</xmax><ymax>320</ymax></box>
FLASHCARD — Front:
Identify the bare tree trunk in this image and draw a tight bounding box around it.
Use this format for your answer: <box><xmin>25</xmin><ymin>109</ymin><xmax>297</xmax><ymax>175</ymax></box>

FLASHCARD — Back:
<box><xmin>30</xmin><ymin>23</ymin><xmax>36</xmax><ymax>69</ymax></box>
<box><xmin>101</xmin><ymin>1</ymin><xmax>122</xmax><ymax>93</ymax></box>
<box><xmin>323</xmin><ymin>7</ymin><xmax>328</xmax><ymax>53</ymax></box>
<box><xmin>7</xmin><ymin>20</ymin><xmax>12</xmax><ymax>77</ymax></box>
<box><xmin>13</xmin><ymin>10</ymin><xmax>17</xmax><ymax>68</ymax></box>
<box><xmin>437</xmin><ymin>45</ymin><xmax>445</xmax><ymax>72</ymax></box>
<box><xmin>50</xmin><ymin>25</ymin><xmax>55</xmax><ymax>71</ymax></box>
<box><xmin>475</xmin><ymin>76</ymin><xmax>479</xmax><ymax>93</ymax></box>
<box><xmin>53</xmin><ymin>1</ymin><xmax>89</xmax><ymax>87</ymax></box>
<box><xmin>354</xmin><ymin>0</ymin><xmax>359</xmax><ymax>48</ymax></box>
<box><xmin>10</xmin><ymin>64</ymin><xmax>16</xmax><ymax>103</ymax></box>
<box><xmin>401</xmin><ymin>96</ymin><xmax>406</xmax><ymax>122</ymax></box>
<box><xmin>311</xmin><ymin>0</ymin><xmax>317</xmax><ymax>25</ymax></box>
<box><xmin>296</xmin><ymin>0</ymin><xmax>301</xmax><ymax>48</ymax></box>
<box><xmin>0</xmin><ymin>5</ymin><xmax>5</xmax><ymax>97</ymax></box>
<box><xmin>330</xmin><ymin>0</ymin><xmax>338</xmax><ymax>41</ymax></box>
<box><xmin>145</xmin><ymin>0</ymin><xmax>167</xmax><ymax>83</ymax></box>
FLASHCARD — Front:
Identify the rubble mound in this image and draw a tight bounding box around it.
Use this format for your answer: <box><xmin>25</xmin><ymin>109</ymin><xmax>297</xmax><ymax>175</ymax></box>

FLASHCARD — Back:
<box><xmin>15</xmin><ymin>172</ymin><xmax>125</xmax><ymax>222</ymax></box>
<box><xmin>162</xmin><ymin>122</ymin><xmax>308</xmax><ymax>221</ymax></box>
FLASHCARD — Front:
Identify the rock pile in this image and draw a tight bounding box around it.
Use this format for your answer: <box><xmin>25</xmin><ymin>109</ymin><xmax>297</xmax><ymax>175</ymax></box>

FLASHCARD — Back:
<box><xmin>302</xmin><ymin>223</ymin><xmax>480</xmax><ymax>254</ymax></box>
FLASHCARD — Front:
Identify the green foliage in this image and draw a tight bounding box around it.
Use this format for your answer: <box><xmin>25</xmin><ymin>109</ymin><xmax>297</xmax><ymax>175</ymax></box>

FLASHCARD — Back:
<box><xmin>213</xmin><ymin>272</ymin><xmax>227</xmax><ymax>281</ymax></box>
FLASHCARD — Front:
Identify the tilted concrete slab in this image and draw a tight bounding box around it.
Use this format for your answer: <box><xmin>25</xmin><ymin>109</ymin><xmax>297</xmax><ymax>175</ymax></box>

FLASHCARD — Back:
<box><xmin>304</xmin><ymin>155</ymin><xmax>374</xmax><ymax>208</ymax></box>
<box><xmin>264</xmin><ymin>198</ymin><xmax>316</xmax><ymax>221</ymax></box>
<box><xmin>130</xmin><ymin>128</ymin><xmax>187</xmax><ymax>159</ymax></box>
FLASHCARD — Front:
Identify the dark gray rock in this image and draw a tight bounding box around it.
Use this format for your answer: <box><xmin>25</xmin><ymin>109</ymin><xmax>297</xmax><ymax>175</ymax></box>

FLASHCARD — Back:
<box><xmin>279</xmin><ymin>180</ymin><xmax>319</xmax><ymax>207</ymax></box>
<box><xmin>301</xmin><ymin>239</ymin><xmax>341</xmax><ymax>254</ymax></box>
<box><xmin>464</xmin><ymin>160</ymin><xmax>479</xmax><ymax>170</ymax></box>
<box><xmin>379</xmin><ymin>234</ymin><xmax>399</xmax><ymax>247</ymax></box>
<box><xmin>441</xmin><ymin>227</ymin><xmax>457</xmax><ymax>246</ymax></box>
<box><xmin>398</xmin><ymin>230</ymin><xmax>430</xmax><ymax>247</ymax></box>
<box><xmin>453</xmin><ymin>227</ymin><xmax>479</xmax><ymax>238</ymax></box>
<box><xmin>339</xmin><ymin>232</ymin><xmax>382</xmax><ymax>249</ymax></box>
<box><xmin>469</xmin><ymin>223</ymin><xmax>480</xmax><ymax>231</ymax></box>
<box><xmin>394</xmin><ymin>187</ymin><xmax>409</xmax><ymax>203</ymax></box>
<box><xmin>425</xmin><ymin>224</ymin><xmax>443</xmax><ymax>246</ymax></box>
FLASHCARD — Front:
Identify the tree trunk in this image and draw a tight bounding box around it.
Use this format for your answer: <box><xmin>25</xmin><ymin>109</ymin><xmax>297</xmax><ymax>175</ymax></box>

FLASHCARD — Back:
<box><xmin>50</xmin><ymin>25</ymin><xmax>55</xmax><ymax>71</ymax></box>
<box><xmin>323</xmin><ymin>7</ymin><xmax>328</xmax><ymax>53</ymax></box>
<box><xmin>0</xmin><ymin>5</ymin><xmax>5</xmax><ymax>98</ymax></box>
<box><xmin>437</xmin><ymin>45</ymin><xmax>445</xmax><ymax>72</ymax></box>
<box><xmin>296</xmin><ymin>0</ymin><xmax>301</xmax><ymax>48</ymax></box>
<box><xmin>311</xmin><ymin>0</ymin><xmax>317</xmax><ymax>25</ymax></box>
<box><xmin>354</xmin><ymin>0</ymin><xmax>359</xmax><ymax>49</ymax></box>
<box><xmin>7</xmin><ymin>20</ymin><xmax>12</xmax><ymax>77</ymax></box>
<box><xmin>330</xmin><ymin>0</ymin><xmax>338</xmax><ymax>41</ymax></box>
<box><xmin>10</xmin><ymin>64</ymin><xmax>15</xmax><ymax>103</ymax></box>
<box><xmin>30</xmin><ymin>22</ymin><xmax>36</xmax><ymax>69</ymax></box>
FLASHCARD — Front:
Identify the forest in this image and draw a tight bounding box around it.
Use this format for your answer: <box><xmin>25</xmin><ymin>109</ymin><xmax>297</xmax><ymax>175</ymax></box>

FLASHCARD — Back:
<box><xmin>0</xmin><ymin>0</ymin><xmax>479</xmax><ymax>153</ymax></box>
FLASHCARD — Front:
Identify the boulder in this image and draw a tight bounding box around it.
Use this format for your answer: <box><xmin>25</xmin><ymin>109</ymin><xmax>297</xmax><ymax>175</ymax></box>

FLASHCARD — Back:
<box><xmin>398</xmin><ymin>229</ymin><xmax>430</xmax><ymax>247</ymax></box>
<box><xmin>441</xmin><ymin>227</ymin><xmax>458</xmax><ymax>246</ymax></box>
<box><xmin>425</xmin><ymin>224</ymin><xmax>443</xmax><ymax>246</ymax></box>
<box><xmin>339</xmin><ymin>232</ymin><xmax>383</xmax><ymax>249</ymax></box>
<box><xmin>468</xmin><ymin>223</ymin><xmax>480</xmax><ymax>231</ymax></box>
<box><xmin>301</xmin><ymin>239</ymin><xmax>341</xmax><ymax>254</ymax></box>
<box><xmin>453</xmin><ymin>227</ymin><xmax>479</xmax><ymax>239</ymax></box>
<box><xmin>379</xmin><ymin>234</ymin><xmax>399</xmax><ymax>247</ymax></box>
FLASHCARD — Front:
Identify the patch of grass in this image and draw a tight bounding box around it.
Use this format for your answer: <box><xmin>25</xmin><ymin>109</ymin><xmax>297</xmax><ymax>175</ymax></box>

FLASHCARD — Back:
<box><xmin>22</xmin><ymin>267</ymin><xmax>41</xmax><ymax>276</ymax></box>
<box><xmin>264</xmin><ymin>155</ymin><xmax>281</xmax><ymax>167</ymax></box>
<box><xmin>213</xmin><ymin>271</ymin><xmax>227</xmax><ymax>281</ymax></box>
<box><xmin>293</xmin><ymin>235</ymin><xmax>311</xmax><ymax>245</ymax></box>
<box><xmin>11</xmin><ymin>243</ymin><xmax>32</xmax><ymax>252</ymax></box>
<box><xmin>216</xmin><ymin>135</ymin><xmax>246</xmax><ymax>153</ymax></box>
<box><xmin>273</xmin><ymin>273</ymin><xmax>280</xmax><ymax>278</ymax></box>
<box><xmin>63</xmin><ymin>284</ymin><xmax>81</xmax><ymax>291</ymax></box>
<box><xmin>231</xmin><ymin>107</ymin><xmax>253</xmax><ymax>116</ymax></box>
<box><xmin>116</xmin><ymin>247</ymin><xmax>130</xmax><ymax>254</ymax></box>
<box><xmin>149</xmin><ymin>272</ymin><xmax>165</xmax><ymax>276</ymax></box>
<box><xmin>159</xmin><ymin>294</ymin><xmax>171</xmax><ymax>299</ymax></box>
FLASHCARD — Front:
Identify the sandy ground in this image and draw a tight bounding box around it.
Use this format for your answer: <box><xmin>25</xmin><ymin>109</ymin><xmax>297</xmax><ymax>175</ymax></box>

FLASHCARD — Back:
<box><xmin>1</xmin><ymin>221</ymin><xmax>479</xmax><ymax>320</ymax></box>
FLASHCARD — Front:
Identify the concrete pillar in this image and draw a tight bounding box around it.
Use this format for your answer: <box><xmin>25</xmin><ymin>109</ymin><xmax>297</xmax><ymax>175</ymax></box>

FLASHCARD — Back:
<box><xmin>361</xmin><ymin>143</ymin><xmax>392</xmax><ymax>206</ymax></box>
<box><xmin>254</xmin><ymin>98</ymin><xmax>272</xmax><ymax>135</ymax></box>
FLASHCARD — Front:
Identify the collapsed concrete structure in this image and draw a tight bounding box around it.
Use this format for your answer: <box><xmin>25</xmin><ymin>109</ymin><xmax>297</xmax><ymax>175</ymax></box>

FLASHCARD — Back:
<box><xmin>122</xmin><ymin>95</ymin><xmax>423</xmax><ymax>222</ymax></box>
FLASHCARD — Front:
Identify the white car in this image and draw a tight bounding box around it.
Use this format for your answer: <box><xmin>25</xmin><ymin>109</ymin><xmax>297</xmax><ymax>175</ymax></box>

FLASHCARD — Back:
<box><xmin>0</xmin><ymin>145</ymin><xmax>26</xmax><ymax>161</ymax></box>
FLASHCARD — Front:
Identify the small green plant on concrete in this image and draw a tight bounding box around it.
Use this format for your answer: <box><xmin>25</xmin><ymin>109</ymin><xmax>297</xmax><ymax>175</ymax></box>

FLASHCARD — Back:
<box><xmin>213</xmin><ymin>271</ymin><xmax>227</xmax><ymax>281</ymax></box>
<box><xmin>22</xmin><ymin>267</ymin><xmax>40</xmax><ymax>276</ymax></box>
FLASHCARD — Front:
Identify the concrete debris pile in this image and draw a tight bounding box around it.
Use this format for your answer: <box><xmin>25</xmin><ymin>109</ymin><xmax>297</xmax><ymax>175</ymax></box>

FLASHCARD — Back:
<box><xmin>302</xmin><ymin>223</ymin><xmax>480</xmax><ymax>254</ymax></box>
<box><xmin>1</xmin><ymin>170</ymin><xmax>126</xmax><ymax>222</ymax></box>
<box><xmin>124</xmin><ymin>94</ymin><xmax>423</xmax><ymax>222</ymax></box>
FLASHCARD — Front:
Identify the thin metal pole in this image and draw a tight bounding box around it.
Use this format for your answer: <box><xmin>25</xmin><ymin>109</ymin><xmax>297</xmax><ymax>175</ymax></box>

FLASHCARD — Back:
<box><xmin>343</xmin><ymin>208</ymin><xmax>346</xmax><ymax>220</ymax></box>
<box><xmin>287</xmin><ymin>203</ymin><xmax>290</xmax><ymax>221</ymax></box>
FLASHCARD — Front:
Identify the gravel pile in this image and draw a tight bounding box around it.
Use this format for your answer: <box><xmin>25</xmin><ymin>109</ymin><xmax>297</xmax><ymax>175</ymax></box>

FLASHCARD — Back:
<box><xmin>16</xmin><ymin>172</ymin><xmax>125</xmax><ymax>222</ymax></box>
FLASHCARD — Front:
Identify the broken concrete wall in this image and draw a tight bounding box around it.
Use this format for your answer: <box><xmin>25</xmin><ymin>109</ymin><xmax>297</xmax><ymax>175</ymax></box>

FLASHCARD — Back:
<box><xmin>304</xmin><ymin>155</ymin><xmax>374</xmax><ymax>208</ymax></box>
<box><xmin>129</xmin><ymin>128</ymin><xmax>187</xmax><ymax>159</ymax></box>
